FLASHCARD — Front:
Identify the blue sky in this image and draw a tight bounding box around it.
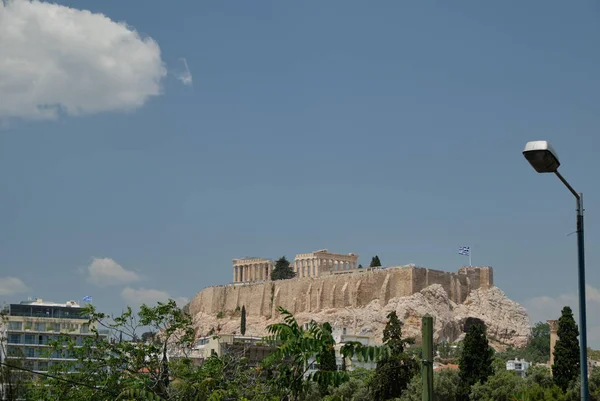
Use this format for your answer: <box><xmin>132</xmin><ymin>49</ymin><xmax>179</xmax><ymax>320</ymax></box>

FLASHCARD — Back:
<box><xmin>1</xmin><ymin>0</ymin><xmax>600</xmax><ymax>345</ymax></box>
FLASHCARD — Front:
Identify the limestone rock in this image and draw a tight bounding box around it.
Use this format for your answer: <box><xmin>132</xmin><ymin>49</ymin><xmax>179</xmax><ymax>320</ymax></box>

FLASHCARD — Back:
<box><xmin>191</xmin><ymin>284</ymin><xmax>531</xmax><ymax>350</ymax></box>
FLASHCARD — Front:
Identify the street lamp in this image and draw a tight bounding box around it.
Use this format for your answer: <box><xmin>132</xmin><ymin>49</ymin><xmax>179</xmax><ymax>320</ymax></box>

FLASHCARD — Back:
<box><xmin>523</xmin><ymin>140</ymin><xmax>589</xmax><ymax>401</ymax></box>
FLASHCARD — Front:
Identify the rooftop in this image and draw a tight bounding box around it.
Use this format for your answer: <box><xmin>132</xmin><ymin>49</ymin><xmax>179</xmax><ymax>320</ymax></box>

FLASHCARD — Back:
<box><xmin>16</xmin><ymin>299</ymin><xmax>82</xmax><ymax>308</ymax></box>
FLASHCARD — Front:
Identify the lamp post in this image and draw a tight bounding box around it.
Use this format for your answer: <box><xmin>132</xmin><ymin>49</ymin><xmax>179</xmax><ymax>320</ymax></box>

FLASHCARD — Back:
<box><xmin>523</xmin><ymin>140</ymin><xmax>588</xmax><ymax>401</ymax></box>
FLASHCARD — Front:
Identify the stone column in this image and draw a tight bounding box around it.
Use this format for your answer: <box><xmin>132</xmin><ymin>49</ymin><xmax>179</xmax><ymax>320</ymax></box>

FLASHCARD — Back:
<box><xmin>548</xmin><ymin>320</ymin><xmax>559</xmax><ymax>366</ymax></box>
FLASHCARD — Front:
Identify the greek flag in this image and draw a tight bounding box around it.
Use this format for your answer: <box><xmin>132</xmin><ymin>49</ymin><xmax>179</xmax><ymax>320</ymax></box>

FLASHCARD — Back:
<box><xmin>458</xmin><ymin>246</ymin><xmax>470</xmax><ymax>256</ymax></box>
<box><xmin>82</xmin><ymin>295</ymin><xmax>92</xmax><ymax>303</ymax></box>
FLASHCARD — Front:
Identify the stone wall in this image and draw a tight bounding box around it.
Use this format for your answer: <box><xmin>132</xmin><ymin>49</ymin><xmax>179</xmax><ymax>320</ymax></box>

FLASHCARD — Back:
<box><xmin>188</xmin><ymin>266</ymin><xmax>494</xmax><ymax>318</ymax></box>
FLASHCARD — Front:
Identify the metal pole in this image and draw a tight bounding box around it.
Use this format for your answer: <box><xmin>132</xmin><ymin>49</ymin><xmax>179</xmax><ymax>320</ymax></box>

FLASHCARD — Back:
<box><xmin>422</xmin><ymin>315</ymin><xmax>433</xmax><ymax>401</ymax></box>
<box><xmin>555</xmin><ymin>171</ymin><xmax>588</xmax><ymax>400</ymax></box>
<box><xmin>577</xmin><ymin>194</ymin><xmax>589</xmax><ymax>401</ymax></box>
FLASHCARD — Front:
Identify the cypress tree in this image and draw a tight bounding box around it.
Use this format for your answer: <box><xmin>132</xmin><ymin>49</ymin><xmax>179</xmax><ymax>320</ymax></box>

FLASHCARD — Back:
<box><xmin>552</xmin><ymin>306</ymin><xmax>580</xmax><ymax>391</ymax></box>
<box><xmin>458</xmin><ymin>319</ymin><xmax>494</xmax><ymax>400</ymax></box>
<box><xmin>369</xmin><ymin>255</ymin><xmax>382</xmax><ymax>268</ymax></box>
<box><xmin>372</xmin><ymin>311</ymin><xmax>418</xmax><ymax>400</ymax></box>
<box><xmin>271</xmin><ymin>256</ymin><xmax>295</xmax><ymax>280</ymax></box>
<box><xmin>240</xmin><ymin>305</ymin><xmax>247</xmax><ymax>335</ymax></box>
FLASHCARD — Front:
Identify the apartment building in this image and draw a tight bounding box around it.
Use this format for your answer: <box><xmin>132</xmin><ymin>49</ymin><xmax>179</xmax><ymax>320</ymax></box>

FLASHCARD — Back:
<box><xmin>0</xmin><ymin>298</ymin><xmax>108</xmax><ymax>374</ymax></box>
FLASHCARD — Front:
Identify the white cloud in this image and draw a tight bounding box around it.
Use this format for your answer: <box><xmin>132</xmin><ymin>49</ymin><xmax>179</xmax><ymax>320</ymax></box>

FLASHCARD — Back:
<box><xmin>523</xmin><ymin>284</ymin><xmax>600</xmax><ymax>324</ymax></box>
<box><xmin>87</xmin><ymin>258</ymin><xmax>140</xmax><ymax>286</ymax></box>
<box><xmin>523</xmin><ymin>284</ymin><xmax>600</xmax><ymax>348</ymax></box>
<box><xmin>0</xmin><ymin>277</ymin><xmax>31</xmax><ymax>296</ymax></box>
<box><xmin>174</xmin><ymin>58</ymin><xmax>193</xmax><ymax>87</ymax></box>
<box><xmin>0</xmin><ymin>0</ymin><xmax>166</xmax><ymax>120</ymax></box>
<box><xmin>121</xmin><ymin>287</ymin><xmax>189</xmax><ymax>308</ymax></box>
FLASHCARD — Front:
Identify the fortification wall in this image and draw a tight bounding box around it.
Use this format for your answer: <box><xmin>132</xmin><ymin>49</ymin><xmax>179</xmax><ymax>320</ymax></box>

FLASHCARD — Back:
<box><xmin>188</xmin><ymin>266</ymin><xmax>493</xmax><ymax>318</ymax></box>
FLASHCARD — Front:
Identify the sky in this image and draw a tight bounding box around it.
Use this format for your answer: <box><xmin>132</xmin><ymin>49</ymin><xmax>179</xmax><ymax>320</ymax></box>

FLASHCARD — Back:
<box><xmin>1</xmin><ymin>0</ymin><xmax>600</xmax><ymax>345</ymax></box>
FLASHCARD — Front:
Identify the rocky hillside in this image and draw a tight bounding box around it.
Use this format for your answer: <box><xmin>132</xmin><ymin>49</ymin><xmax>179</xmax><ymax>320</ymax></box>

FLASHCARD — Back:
<box><xmin>191</xmin><ymin>284</ymin><xmax>531</xmax><ymax>350</ymax></box>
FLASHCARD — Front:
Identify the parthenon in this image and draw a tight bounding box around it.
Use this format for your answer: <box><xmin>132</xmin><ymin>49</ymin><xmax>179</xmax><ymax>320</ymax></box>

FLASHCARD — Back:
<box><xmin>293</xmin><ymin>249</ymin><xmax>358</xmax><ymax>278</ymax></box>
<box><xmin>232</xmin><ymin>258</ymin><xmax>273</xmax><ymax>283</ymax></box>
<box><xmin>232</xmin><ymin>249</ymin><xmax>359</xmax><ymax>283</ymax></box>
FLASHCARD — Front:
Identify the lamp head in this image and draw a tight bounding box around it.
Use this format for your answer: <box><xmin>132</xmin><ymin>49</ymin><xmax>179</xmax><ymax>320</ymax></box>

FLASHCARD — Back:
<box><xmin>523</xmin><ymin>140</ymin><xmax>560</xmax><ymax>173</ymax></box>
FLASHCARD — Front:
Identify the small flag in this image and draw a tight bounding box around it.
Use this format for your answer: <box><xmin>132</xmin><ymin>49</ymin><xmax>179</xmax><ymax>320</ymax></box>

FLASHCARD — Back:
<box><xmin>458</xmin><ymin>246</ymin><xmax>470</xmax><ymax>256</ymax></box>
<box><xmin>82</xmin><ymin>296</ymin><xmax>92</xmax><ymax>303</ymax></box>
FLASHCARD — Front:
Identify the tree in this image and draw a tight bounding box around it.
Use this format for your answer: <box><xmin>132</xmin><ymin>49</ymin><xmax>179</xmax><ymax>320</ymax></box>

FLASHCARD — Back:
<box><xmin>28</xmin><ymin>300</ymin><xmax>195</xmax><ymax>401</ymax></box>
<box><xmin>400</xmin><ymin>368</ymin><xmax>460</xmax><ymax>401</ymax></box>
<box><xmin>369</xmin><ymin>256</ymin><xmax>382</xmax><ymax>268</ymax></box>
<box><xmin>458</xmin><ymin>319</ymin><xmax>494</xmax><ymax>400</ymax></box>
<box><xmin>264</xmin><ymin>307</ymin><xmax>383</xmax><ymax>401</ymax></box>
<box><xmin>529</xmin><ymin>321</ymin><xmax>551</xmax><ymax>362</ymax></box>
<box><xmin>469</xmin><ymin>368</ymin><xmax>525</xmax><ymax>401</ymax></box>
<box><xmin>141</xmin><ymin>330</ymin><xmax>157</xmax><ymax>343</ymax></box>
<box><xmin>271</xmin><ymin>256</ymin><xmax>296</xmax><ymax>281</ymax></box>
<box><xmin>241</xmin><ymin>305</ymin><xmax>247</xmax><ymax>335</ymax></box>
<box><xmin>371</xmin><ymin>311</ymin><xmax>418</xmax><ymax>400</ymax></box>
<box><xmin>553</xmin><ymin>306</ymin><xmax>580</xmax><ymax>392</ymax></box>
<box><xmin>357</xmin><ymin>264</ymin><xmax>363</xmax><ymax>269</ymax></box>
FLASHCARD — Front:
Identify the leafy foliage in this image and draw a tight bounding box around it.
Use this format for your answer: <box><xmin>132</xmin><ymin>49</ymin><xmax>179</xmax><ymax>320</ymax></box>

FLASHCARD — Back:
<box><xmin>369</xmin><ymin>256</ymin><xmax>382</xmax><ymax>268</ymax></box>
<box><xmin>552</xmin><ymin>306</ymin><xmax>580</xmax><ymax>392</ymax></box>
<box><xmin>497</xmin><ymin>322</ymin><xmax>550</xmax><ymax>364</ymax></box>
<box><xmin>458</xmin><ymin>321</ymin><xmax>494</xmax><ymax>400</ymax></box>
<box><xmin>264</xmin><ymin>307</ymin><xmax>384</xmax><ymax>401</ymax></box>
<box><xmin>371</xmin><ymin>311</ymin><xmax>418</xmax><ymax>400</ymax></box>
<box><xmin>241</xmin><ymin>305</ymin><xmax>247</xmax><ymax>335</ymax></box>
<box><xmin>271</xmin><ymin>256</ymin><xmax>296</xmax><ymax>280</ymax></box>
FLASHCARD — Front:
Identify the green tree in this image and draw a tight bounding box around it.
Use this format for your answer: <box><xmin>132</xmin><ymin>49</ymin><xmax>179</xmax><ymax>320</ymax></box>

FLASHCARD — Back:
<box><xmin>552</xmin><ymin>306</ymin><xmax>580</xmax><ymax>392</ymax></box>
<box><xmin>399</xmin><ymin>368</ymin><xmax>460</xmax><ymax>401</ymax></box>
<box><xmin>357</xmin><ymin>264</ymin><xmax>363</xmax><ymax>269</ymax></box>
<box><xmin>369</xmin><ymin>256</ymin><xmax>382</xmax><ymax>268</ymax></box>
<box><xmin>264</xmin><ymin>307</ymin><xmax>383</xmax><ymax>401</ymax></box>
<box><xmin>469</xmin><ymin>368</ymin><xmax>525</xmax><ymax>401</ymax></box>
<box><xmin>458</xmin><ymin>319</ymin><xmax>494</xmax><ymax>400</ymax></box>
<box><xmin>371</xmin><ymin>311</ymin><xmax>418</xmax><ymax>400</ymax></box>
<box><xmin>271</xmin><ymin>256</ymin><xmax>296</xmax><ymax>281</ymax></box>
<box><xmin>241</xmin><ymin>305</ymin><xmax>247</xmax><ymax>335</ymax></box>
<box><xmin>28</xmin><ymin>300</ymin><xmax>195</xmax><ymax>401</ymax></box>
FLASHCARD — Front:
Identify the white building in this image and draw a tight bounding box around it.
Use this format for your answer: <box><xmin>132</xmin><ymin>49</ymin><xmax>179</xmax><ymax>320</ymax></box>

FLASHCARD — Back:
<box><xmin>506</xmin><ymin>358</ymin><xmax>531</xmax><ymax>377</ymax></box>
<box><xmin>0</xmin><ymin>298</ymin><xmax>108</xmax><ymax>374</ymax></box>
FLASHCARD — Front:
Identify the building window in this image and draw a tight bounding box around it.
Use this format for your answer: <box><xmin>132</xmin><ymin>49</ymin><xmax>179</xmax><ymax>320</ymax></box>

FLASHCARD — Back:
<box><xmin>36</xmin><ymin>323</ymin><xmax>45</xmax><ymax>331</ymax></box>
<box><xmin>37</xmin><ymin>362</ymin><xmax>48</xmax><ymax>371</ymax></box>
<box><xmin>8</xmin><ymin>334</ymin><xmax>21</xmax><ymax>344</ymax></box>
<box><xmin>7</xmin><ymin>347</ymin><xmax>23</xmax><ymax>357</ymax></box>
<box><xmin>24</xmin><ymin>335</ymin><xmax>35</xmax><ymax>344</ymax></box>
<box><xmin>25</xmin><ymin>347</ymin><xmax>34</xmax><ymax>357</ymax></box>
<box><xmin>8</xmin><ymin>321</ymin><xmax>22</xmax><ymax>330</ymax></box>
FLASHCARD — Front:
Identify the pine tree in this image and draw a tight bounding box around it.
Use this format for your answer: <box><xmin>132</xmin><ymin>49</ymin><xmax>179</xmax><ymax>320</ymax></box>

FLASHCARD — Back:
<box><xmin>240</xmin><ymin>305</ymin><xmax>247</xmax><ymax>335</ymax></box>
<box><xmin>369</xmin><ymin>255</ymin><xmax>382</xmax><ymax>268</ymax></box>
<box><xmin>458</xmin><ymin>319</ymin><xmax>494</xmax><ymax>400</ymax></box>
<box><xmin>357</xmin><ymin>264</ymin><xmax>363</xmax><ymax>269</ymax></box>
<box><xmin>372</xmin><ymin>311</ymin><xmax>418</xmax><ymax>400</ymax></box>
<box><xmin>553</xmin><ymin>306</ymin><xmax>580</xmax><ymax>391</ymax></box>
<box><xmin>270</xmin><ymin>256</ymin><xmax>296</xmax><ymax>280</ymax></box>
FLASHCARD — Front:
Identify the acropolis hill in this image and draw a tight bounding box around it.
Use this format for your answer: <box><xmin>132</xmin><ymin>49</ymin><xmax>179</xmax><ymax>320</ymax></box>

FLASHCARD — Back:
<box><xmin>189</xmin><ymin>250</ymin><xmax>531</xmax><ymax>348</ymax></box>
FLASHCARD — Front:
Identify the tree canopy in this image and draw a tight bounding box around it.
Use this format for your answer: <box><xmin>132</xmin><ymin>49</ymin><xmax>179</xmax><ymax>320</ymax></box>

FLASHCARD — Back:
<box><xmin>552</xmin><ymin>306</ymin><xmax>580</xmax><ymax>392</ymax></box>
<box><xmin>371</xmin><ymin>311</ymin><xmax>417</xmax><ymax>400</ymax></box>
<box><xmin>369</xmin><ymin>256</ymin><xmax>382</xmax><ymax>268</ymax></box>
<box><xmin>458</xmin><ymin>320</ymin><xmax>494</xmax><ymax>400</ymax></box>
<box><xmin>271</xmin><ymin>256</ymin><xmax>296</xmax><ymax>280</ymax></box>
